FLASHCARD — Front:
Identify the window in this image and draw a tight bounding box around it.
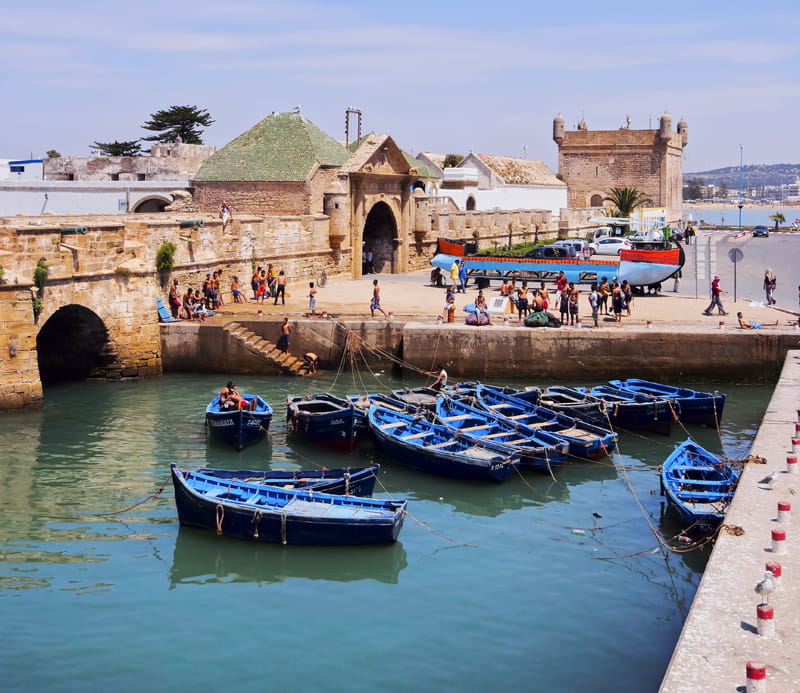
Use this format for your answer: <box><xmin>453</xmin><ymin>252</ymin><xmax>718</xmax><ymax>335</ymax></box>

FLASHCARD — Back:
<box><xmin>137</xmin><ymin>173</ymin><xmax>146</xmax><ymax>181</ymax></box>
<box><xmin>110</xmin><ymin>173</ymin><xmax>120</xmax><ymax>181</ymax></box>
<box><xmin>10</xmin><ymin>166</ymin><xmax>24</xmax><ymax>173</ymax></box>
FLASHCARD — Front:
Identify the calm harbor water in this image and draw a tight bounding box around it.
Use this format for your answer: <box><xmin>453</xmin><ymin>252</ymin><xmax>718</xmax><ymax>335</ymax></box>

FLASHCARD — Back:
<box><xmin>0</xmin><ymin>373</ymin><xmax>771</xmax><ymax>692</ymax></box>
<box><xmin>684</xmin><ymin>206</ymin><xmax>800</xmax><ymax>228</ymax></box>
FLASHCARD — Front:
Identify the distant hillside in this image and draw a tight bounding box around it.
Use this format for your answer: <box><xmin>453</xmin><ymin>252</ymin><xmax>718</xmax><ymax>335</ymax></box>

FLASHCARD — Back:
<box><xmin>684</xmin><ymin>163</ymin><xmax>800</xmax><ymax>187</ymax></box>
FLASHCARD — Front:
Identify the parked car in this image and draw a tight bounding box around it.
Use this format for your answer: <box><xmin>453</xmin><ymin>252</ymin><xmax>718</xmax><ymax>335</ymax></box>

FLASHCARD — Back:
<box><xmin>551</xmin><ymin>239</ymin><xmax>594</xmax><ymax>258</ymax></box>
<box><xmin>752</xmin><ymin>225</ymin><xmax>769</xmax><ymax>238</ymax></box>
<box><xmin>524</xmin><ymin>244</ymin><xmax>576</xmax><ymax>259</ymax></box>
<box><xmin>590</xmin><ymin>237</ymin><xmax>632</xmax><ymax>255</ymax></box>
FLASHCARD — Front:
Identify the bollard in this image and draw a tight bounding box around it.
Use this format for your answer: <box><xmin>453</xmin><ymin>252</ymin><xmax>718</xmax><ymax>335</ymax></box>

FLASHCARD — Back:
<box><xmin>777</xmin><ymin>501</ymin><xmax>791</xmax><ymax>524</ymax></box>
<box><xmin>257</xmin><ymin>309</ymin><xmax>263</xmax><ymax>319</ymax></box>
<box><xmin>771</xmin><ymin>527</ymin><xmax>787</xmax><ymax>555</ymax></box>
<box><xmin>757</xmin><ymin>604</ymin><xmax>775</xmax><ymax>638</ymax></box>
<box><xmin>646</xmin><ymin>320</ymin><xmax>652</xmax><ymax>328</ymax></box>
<box><xmin>792</xmin><ymin>438</ymin><xmax>800</xmax><ymax>454</ymax></box>
<box><xmin>746</xmin><ymin>661</ymin><xmax>767</xmax><ymax>693</ymax></box>
<box><xmin>321</xmin><ymin>311</ymin><xmax>328</xmax><ymax>318</ymax></box>
<box><xmin>388</xmin><ymin>311</ymin><xmax>393</xmax><ymax>321</ymax></box>
<box><xmin>788</xmin><ymin>455</ymin><xmax>799</xmax><ymax>475</ymax></box>
<box><xmin>795</xmin><ymin>422</ymin><xmax>800</xmax><ymax>436</ymax></box>
<box><xmin>719</xmin><ymin>320</ymin><xmax>725</xmax><ymax>329</ymax></box>
<box><xmin>765</xmin><ymin>561</ymin><xmax>782</xmax><ymax>588</ymax></box>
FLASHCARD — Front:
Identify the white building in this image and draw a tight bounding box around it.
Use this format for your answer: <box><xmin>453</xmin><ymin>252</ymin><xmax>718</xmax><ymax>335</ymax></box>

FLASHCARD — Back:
<box><xmin>416</xmin><ymin>152</ymin><xmax>566</xmax><ymax>218</ymax></box>
<box><xmin>0</xmin><ymin>159</ymin><xmax>44</xmax><ymax>181</ymax></box>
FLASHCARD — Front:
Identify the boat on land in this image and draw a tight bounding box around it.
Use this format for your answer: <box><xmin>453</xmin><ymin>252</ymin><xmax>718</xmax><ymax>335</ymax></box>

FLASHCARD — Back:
<box><xmin>368</xmin><ymin>404</ymin><xmax>519</xmax><ymax>482</ymax></box>
<box><xmin>460</xmin><ymin>383</ymin><xmax>617</xmax><ymax>460</ymax></box>
<box><xmin>170</xmin><ymin>465</ymin><xmax>406</xmax><ymax>545</ymax></box>
<box><xmin>287</xmin><ymin>393</ymin><xmax>367</xmax><ymax>453</ymax></box>
<box><xmin>660</xmin><ymin>440</ymin><xmax>741</xmax><ymax>531</ymax></box>
<box><xmin>434</xmin><ymin>397</ymin><xmax>569</xmax><ymax>472</ymax></box>
<box><xmin>205</xmin><ymin>395</ymin><xmax>273</xmax><ymax>451</ymax></box>
<box><xmin>607</xmin><ymin>379</ymin><xmax>725</xmax><ymax>428</ymax></box>
<box><xmin>575</xmin><ymin>385</ymin><xmax>677</xmax><ymax>436</ymax></box>
<box><xmin>430</xmin><ymin>237</ymin><xmax>684</xmax><ymax>289</ymax></box>
<box><xmin>194</xmin><ymin>464</ymin><xmax>380</xmax><ymax>497</ymax></box>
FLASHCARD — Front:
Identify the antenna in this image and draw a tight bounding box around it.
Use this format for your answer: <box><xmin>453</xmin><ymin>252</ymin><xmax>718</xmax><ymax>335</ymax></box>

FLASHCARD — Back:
<box><xmin>344</xmin><ymin>107</ymin><xmax>362</xmax><ymax>147</ymax></box>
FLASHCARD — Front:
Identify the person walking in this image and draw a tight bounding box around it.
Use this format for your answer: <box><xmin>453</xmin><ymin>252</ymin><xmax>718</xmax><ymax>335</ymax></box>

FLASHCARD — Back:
<box><xmin>449</xmin><ymin>261</ymin><xmax>459</xmax><ymax>293</ymax></box>
<box><xmin>703</xmin><ymin>275</ymin><xmax>728</xmax><ymax>316</ymax></box>
<box><xmin>370</xmin><ymin>279</ymin><xmax>387</xmax><ymax>318</ymax></box>
<box><xmin>273</xmin><ymin>270</ymin><xmax>286</xmax><ymax>305</ymax></box>
<box><xmin>219</xmin><ymin>201</ymin><xmax>233</xmax><ymax>231</ymax></box>
<box><xmin>763</xmin><ymin>269</ymin><xmax>776</xmax><ymax>305</ymax></box>
<box><xmin>588</xmin><ymin>284</ymin><xmax>599</xmax><ymax>328</ymax></box>
<box><xmin>458</xmin><ymin>259</ymin><xmax>467</xmax><ymax>294</ymax></box>
<box><xmin>308</xmin><ymin>281</ymin><xmax>317</xmax><ymax>316</ymax></box>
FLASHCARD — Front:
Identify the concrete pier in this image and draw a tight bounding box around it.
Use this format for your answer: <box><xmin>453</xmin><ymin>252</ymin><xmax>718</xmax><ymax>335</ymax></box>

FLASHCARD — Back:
<box><xmin>660</xmin><ymin>350</ymin><xmax>800</xmax><ymax>692</ymax></box>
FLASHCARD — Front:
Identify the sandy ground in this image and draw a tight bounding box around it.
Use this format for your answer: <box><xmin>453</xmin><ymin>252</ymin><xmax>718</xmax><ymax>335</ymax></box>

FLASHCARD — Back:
<box><xmin>203</xmin><ymin>268</ymin><xmax>798</xmax><ymax>330</ymax></box>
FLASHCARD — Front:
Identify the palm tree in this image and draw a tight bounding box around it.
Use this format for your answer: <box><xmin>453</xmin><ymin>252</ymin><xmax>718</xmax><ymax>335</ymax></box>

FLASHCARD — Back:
<box><xmin>769</xmin><ymin>212</ymin><xmax>785</xmax><ymax>232</ymax></box>
<box><xmin>603</xmin><ymin>187</ymin><xmax>653</xmax><ymax>218</ymax></box>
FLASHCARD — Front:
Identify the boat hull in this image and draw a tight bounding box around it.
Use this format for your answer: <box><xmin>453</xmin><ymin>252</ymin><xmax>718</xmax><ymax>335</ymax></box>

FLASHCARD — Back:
<box><xmin>608</xmin><ymin>379</ymin><xmax>725</xmax><ymax>428</ymax></box>
<box><xmin>287</xmin><ymin>394</ymin><xmax>365</xmax><ymax>453</ymax></box>
<box><xmin>578</xmin><ymin>386</ymin><xmax>677</xmax><ymax>435</ymax></box>
<box><xmin>660</xmin><ymin>440</ymin><xmax>740</xmax><ymax>532</ymax></box>
<box><xmin>368</xmin><ymin>405</ymin><xmax>518</xmax><ymax>482</ymax></box>
<box><xmin>205</xmin><ymin>395</ymin><xmax>273</xmax><ymax>451</ymax></box>
<box><xmin>171</xmin><ymin>465</ymin><xmax>405</xmax><ymax>546</ymax></box>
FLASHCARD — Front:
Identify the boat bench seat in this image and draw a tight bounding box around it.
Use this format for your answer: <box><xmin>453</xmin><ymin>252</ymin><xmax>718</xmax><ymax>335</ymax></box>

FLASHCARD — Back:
<box><xmin>483</xmin><ymin>431</ymin><xmax>515</xmax><ymax>439</ymax></box>
<box><xmin>460</xmin><ymin>424</ymin><xmax>492</xmax><ymax>432</ymax></box>
<box><xmin>487</xmin><ymin>403</ymin><xmax>513</xmax><ymax>410</ymax></box>
<box><xmin>670</xmin><ymin>465</ymin><xmax>722</xmax><ymax>472</ymax></box>
<box><xmin>401</xmin><ymin>431</ymin><xmax>433</xmax><ymax>441</ymax></box>
<box><xmin>380</xmin><ymin>421</ymin><xmax>407</xmax><ymax>430</ymax></box>
<box><xmin>667</xmin><ymin>477</ymin><xmax>731</xmax><ymax>487</ymax></box>
<box><xmin>426</xmin><ymin>440</ymin><xmax>458</xmax><ymax>449</ymax></box>
<box><xmin>441</xmin><ymin>414</ymin><xmax>472</xmax><ymax>422</ymax></box>
<box><xmin>674</xmin><ymin>490</ymin><xmax>732</xmax><ymax>499</ymax></box>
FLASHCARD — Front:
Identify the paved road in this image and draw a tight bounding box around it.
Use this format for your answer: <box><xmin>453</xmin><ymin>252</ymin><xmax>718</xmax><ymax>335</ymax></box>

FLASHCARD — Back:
<box><xmin>685</xmin><ymin>232</ymin><xmax>799</xmax><ymax>310</ymax></box>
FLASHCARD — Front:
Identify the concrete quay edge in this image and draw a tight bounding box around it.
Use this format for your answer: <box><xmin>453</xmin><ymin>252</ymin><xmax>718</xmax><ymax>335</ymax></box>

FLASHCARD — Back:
<box><xmin>660</xmin><ymin>350</ymin><xmax>800</xmax><ymax>692</ymax></box>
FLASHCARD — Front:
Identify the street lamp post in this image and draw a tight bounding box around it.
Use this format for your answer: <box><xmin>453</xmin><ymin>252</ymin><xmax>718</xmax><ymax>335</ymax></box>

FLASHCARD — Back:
<box><xmin>738</xmin><ymin>145</ymin><xmax>743</xmax><ymax>231</ymax></box>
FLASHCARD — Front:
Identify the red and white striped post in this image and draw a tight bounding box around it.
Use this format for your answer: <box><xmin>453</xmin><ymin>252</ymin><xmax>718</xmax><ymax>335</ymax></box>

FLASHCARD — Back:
<box><xmin>792</xmin><ymin>438</ymin><xmax>800</xmax><ymax>455</ymax></box>
<box><xmin>719</xmin><ymin>320</ymin><xmax>725</xmax><ymax>329</ymax></box>
<box><xmin>646</xmin><ymin>320</ymin><xmax>652</xmax><ymax>328</ymax></box>
<box><xmin>777</xmin><ymin>501</ymin><xmax>791</xmax><ymax>524</ymax></box>
<box><xmin>787</xmin><ymin>455</ymin><xmax>799</xmax><ymax>475</ymax></box>
<box><xmin>746</xmin><ymin>661</ymin><xmax>767</xmax><ymax>693</ymax></box>
<box><xmin>765</xmin><ymin>561</ymin><xmax>782</xmax><ymax>588</ymax></box>
<box><xmin>757</xmin><ymin>604</ymin><xmax>775</xmax><ymax>637</ymax></box>
<box><xmin>771</xmin><ymin>527</ymin><xmax>787</xmax><ymax>555</ymax></box>
<box><xmin>794</xmin><ymin>422</ymin><xmax>800</xmax><ymax>437</ymax></box>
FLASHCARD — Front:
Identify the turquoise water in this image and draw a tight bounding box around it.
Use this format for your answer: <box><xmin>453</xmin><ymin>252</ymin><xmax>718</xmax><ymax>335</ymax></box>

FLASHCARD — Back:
<box><xmin>0</xmin><ymin>374</ymin><xmax>771</xmax><ymax>692</ymax></box>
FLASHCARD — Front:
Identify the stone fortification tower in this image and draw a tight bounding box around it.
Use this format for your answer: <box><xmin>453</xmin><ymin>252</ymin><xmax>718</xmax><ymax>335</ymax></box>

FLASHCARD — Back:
<box><xmin>553</xmin><ymin>114</ymin><xmax>687</xmax><ymax>222</ymax></box>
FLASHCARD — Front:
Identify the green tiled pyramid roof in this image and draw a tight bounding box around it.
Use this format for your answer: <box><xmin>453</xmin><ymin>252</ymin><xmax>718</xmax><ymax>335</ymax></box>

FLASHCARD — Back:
<box><xmin>194</xmin><ymin>112</ymin><xmax>350</xmax><ymax>182</ymax></box>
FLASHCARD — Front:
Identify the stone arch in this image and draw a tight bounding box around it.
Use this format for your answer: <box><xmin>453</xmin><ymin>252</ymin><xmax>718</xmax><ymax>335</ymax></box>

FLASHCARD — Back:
<box><xmin>36</xmin><ymin>305</ymin><xmax>114</xmax><ymax>385</ymax></box>
<box><xmin>466</xmin><ymin>196</ymin><xmax>476</xmax><ymax>211</ymax></box>
<box><xmin>132</xmin><ymin>195</ymin><xmax>171</xmax><ymax>213</ymax></box>
<box><xmin>589</xmin><ymin>193</ymin><xmax>604</xmax><ymax>207</ymax></box>
<box><xmin>411</xmin><ymin>180</ymin><xmax>425</xmax><ymax>192</ymax></box>
<box><xmin>362</xmin><ymin>201</ymin><xmax>397</xmax><ymax>274</ymax></box>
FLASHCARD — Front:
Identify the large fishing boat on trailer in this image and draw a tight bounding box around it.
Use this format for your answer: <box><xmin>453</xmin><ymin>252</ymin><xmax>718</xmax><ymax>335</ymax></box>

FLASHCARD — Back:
<box><xmin>431</xmin><ymin>237</ymin><xmax>684</xmax><ymax>290</ymax></box>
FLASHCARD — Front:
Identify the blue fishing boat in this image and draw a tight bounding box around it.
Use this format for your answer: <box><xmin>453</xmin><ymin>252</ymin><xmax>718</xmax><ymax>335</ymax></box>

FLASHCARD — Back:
<box><xmin>660</xmin><ymin>440</ymin><xmax>741</xmax><ymax>531</ymax></box>
<box><xmin>607</xmin><ymin>379</ymin><xmax>725</xmax><ymax>428</ymax></box>
<box><xmin>194</xmin><ymin>464</ymin><xmax>380</xmax><ymax>497</ymax></box>
<box><xmin>575</xmin><ymin>385</ymin><xmax>677</xmax><ymax>436</ymax></box>
<box><xmin>536</xmin><ymin>386</ymin><xmax>607</xmax><ymax>427</ymax></box>
<box><xmin>205</xmin><ymin>394</ymin><xmax>273</xmax><ymax>450</ymax></box>
<box><xmin>347</xmin><ymin>392</ymin><xmax>417</xmax><ymax>415</ymax></box>
<box><xmin>389</xmin><ymin>387</ymin><xmax>441</xmax><ymax>410</ymax></box>
<box><xmin>463</xmin><ymin>383</ymin><xmax>617</xmax><ymax>460</ymax></box>
<box><xmin>368</xmin><ymin>404</ymin><xmax>519</xmax><ymax>482</ymax></box>
<box><xmin>434</xmin><ymin>397</ymin><xmax>569</xmax><ymax>472</ymax></box>
<box><xmin>287</xmin><ymin>393</ymin><xmax>367</xmax><ymax>453</ymax></box>
<box><xmin>170</xmin><ymin>465</ymin><xmax>406</xmax><ymax>545</ymax></box>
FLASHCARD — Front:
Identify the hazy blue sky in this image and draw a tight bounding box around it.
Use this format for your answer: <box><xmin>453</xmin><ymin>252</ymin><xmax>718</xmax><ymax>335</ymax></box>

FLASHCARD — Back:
<box><xmin>2</xmin><ymin>1</ymin><xmax>798</xmax><ymax>172</ymax></box>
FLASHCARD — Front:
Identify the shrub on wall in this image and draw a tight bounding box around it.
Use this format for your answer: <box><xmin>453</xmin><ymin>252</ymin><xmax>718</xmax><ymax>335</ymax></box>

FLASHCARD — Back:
<box><xmin>32</xmin><ymin>297</ymin><xmax>43</xmax><ymax>321</ymax></box>
<box><xmin>156</xmin><ymin>242</ymin><xmax>176</xmax><ymax>273</ymax></box>
<box><xmin>33</xmin><ymin>258</ymin><xmax>49</xmax><ymax>293</ymax></box>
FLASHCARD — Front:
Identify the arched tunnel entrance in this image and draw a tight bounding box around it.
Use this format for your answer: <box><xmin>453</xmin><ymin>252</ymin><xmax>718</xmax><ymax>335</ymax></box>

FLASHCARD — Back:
<box><xmin>362</xmin><ymin>202</ymin><xmax>396</xmax><ymax>274</ymax></box>
<box><xmin>36</xmin><ymin>305</ymin><xmax>115</xmax><ymax>385</ymax></box>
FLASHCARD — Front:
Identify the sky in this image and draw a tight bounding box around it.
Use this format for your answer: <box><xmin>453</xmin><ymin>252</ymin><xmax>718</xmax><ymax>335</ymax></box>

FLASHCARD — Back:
<box><xmin>2</xmin><ymin>1</ymin><xmax>799</xmax><ymax>173</ymax></box>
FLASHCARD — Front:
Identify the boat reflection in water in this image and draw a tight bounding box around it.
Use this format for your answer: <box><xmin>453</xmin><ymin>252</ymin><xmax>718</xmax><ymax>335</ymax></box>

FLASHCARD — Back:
<box><xmin>169</xmin><ymin>526</ymin><xmax>408</xmax><ymax>587</ymax></box>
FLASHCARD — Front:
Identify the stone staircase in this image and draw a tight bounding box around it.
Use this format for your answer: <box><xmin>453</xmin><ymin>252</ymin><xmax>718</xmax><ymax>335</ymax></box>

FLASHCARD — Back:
<box><xmin>222</xmin><ymin>322</ymin><xmax>308</xmax><ymax>376</ymax></box>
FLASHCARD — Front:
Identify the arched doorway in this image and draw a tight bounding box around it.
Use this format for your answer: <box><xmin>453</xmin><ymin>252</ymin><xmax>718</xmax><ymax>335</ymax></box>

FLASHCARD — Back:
<box><xmin>36</xmin><ymin>305</ymin><xmax>113</xmax><ymax>384</ymax></box>
<box><xmin>133</xmin><ymin>196</ymin><xmax>170</xmax><ymax>213</ymax></box>
<box><xmin>589</xmin><ymin>194</ymin><xmax>604</xmax><ymax>207</ymax></box>
<box><xmin>362</xmin><ymin>201</ymin><xmax>396</xmax><ymax>274</ymax></box>
<box><xmin>466</xmin><ymin>196</ymin><xmax>476</xmax><ymax>211</ymax></box>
